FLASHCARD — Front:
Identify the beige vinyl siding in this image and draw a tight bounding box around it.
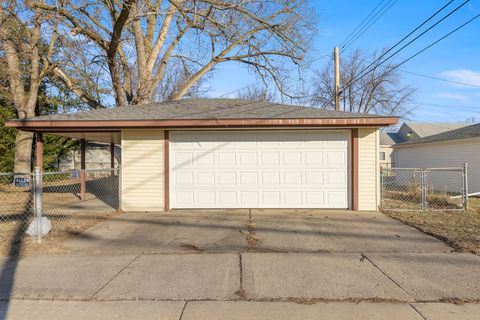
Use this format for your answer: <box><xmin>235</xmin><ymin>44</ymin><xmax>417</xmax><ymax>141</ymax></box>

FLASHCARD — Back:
<box><xmin>394</xmin><ymin>138</ymin><xmax>480</xmax><ymax>193</ymax></box>
<box><xmin>121</xmin><ymin>129</ymin><xmax>165</xmax><ymax>211</ymax></box>
<box><xmin>358</xmin><ymin>128</ymin><xmax>379</xmax><ymax>211</ymax></box>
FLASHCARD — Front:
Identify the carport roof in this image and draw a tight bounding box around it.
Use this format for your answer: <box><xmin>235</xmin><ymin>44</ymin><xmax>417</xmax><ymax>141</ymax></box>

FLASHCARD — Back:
<box><xmin>6</xmin><ymin>98</ymin><xmax>398</xmax><ymax>132</ymax></box>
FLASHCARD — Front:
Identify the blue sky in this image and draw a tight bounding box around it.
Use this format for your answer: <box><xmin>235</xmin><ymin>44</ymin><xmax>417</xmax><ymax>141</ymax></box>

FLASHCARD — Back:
<box><xmin>209</xmin><ymin>0</ymin><xmax>480</xmax><ymax>122</ymax></box>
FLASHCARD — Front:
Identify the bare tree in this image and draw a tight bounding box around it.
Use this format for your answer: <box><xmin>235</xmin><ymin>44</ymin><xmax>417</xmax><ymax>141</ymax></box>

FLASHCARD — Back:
<box><xmin>235</xmin><ymin>85</ymin><xmax>274</xmax><ymax>101</ymax></box>
<box><xmin>32</xmin><ymin>0</ymin><xmax>314</xmax><ymax>106</ymax></box>
<box><xmin>310</xmin><ymin>50</ymin><xmax>416</xmax><ymax>117</ymax></box>
<box><xmin>0</xmin><ymin>2</ymin><xmax>58</xmax><ymax>173</ymax></box>
<box><xmin>465</xmin><ymin>116</ymin><xmax>477</xmax><ymax>124</ymax></box>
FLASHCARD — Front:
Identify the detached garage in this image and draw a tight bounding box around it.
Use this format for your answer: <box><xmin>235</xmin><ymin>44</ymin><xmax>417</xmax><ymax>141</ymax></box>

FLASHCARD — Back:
<box><xmin>7</xmin><ymin>99</ymin><xmax>397</xmax><ymax>211</ymax></box>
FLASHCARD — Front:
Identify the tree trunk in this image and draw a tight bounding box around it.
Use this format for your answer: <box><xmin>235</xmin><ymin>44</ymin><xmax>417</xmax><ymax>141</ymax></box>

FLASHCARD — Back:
<box><xmin>13</xmin><ymin>131</ymin><xmax>34</xmax><ymax>174</ymax></box>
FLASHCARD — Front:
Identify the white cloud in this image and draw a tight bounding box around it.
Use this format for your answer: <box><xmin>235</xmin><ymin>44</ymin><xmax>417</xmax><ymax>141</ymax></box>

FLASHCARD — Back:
<box><xmin>437</xmin><ymin>92</ymin><xmax>470</xmax><ymax>102</ymax></box>
<box><xmin>439</xmin><ymin>69</ymin><xmax>480</xmax><ymax>86</ymax></box>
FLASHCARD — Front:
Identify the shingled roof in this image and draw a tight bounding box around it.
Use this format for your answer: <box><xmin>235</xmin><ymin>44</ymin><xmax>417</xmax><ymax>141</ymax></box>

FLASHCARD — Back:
<box><xmin>404</xmin><ymin>122</ymin><xmax>468</xmax><ymax>138</ymax></box>
<box><xmin>21</xmin><ymin>98</ymin><xmax>391</xmax><ymax>121</ymax></box>
<box><xmin>396</xmin><ymin>122</ymin><xmax>480</xmax><ymax>146</ymax></box>
<box><xmin>380</xmin><ymin>132</ymin><xmax>403</xmax><ymax>145</ymax></box>
<box><xmin>7</xmin><ymin>98</ymin><xmax>398</xmax><ymax>132</ymax></box>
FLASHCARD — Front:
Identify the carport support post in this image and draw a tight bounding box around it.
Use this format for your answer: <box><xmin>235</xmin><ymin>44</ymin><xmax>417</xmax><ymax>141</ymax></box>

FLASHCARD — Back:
<box><xmin>80</xmin><ymin>139</ymin><xmax>86</xmax><ymax>201</ymax></box>
<box><xmin>34</xmin><ymin>133</ymin><xmax>43</xmax><ymax>243</ymax></box>
<box><xmin>110</xmin><ymin>143</ymin><xmax>115</xmax><ymax>175</ymax></box>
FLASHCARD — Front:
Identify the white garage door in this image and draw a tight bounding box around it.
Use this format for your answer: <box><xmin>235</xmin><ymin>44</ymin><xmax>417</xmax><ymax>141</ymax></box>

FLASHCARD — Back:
<box><xmin>170</xmin><ymin>130</ymin><xmax>349</xmax><ymax>208</ymax></box>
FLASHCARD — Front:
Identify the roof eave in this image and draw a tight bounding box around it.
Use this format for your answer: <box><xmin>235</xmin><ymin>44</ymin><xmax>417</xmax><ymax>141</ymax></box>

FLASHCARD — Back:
<box><xmin>5</xmin><ymin>117</ymin><xmax>398</xmax><ymax>131</ymax></box>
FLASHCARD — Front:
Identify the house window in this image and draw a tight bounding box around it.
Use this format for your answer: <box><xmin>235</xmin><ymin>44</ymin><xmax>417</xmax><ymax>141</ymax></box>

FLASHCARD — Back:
<box><xmin>379</xmin><ymin>152</ymin><xmax>386</xmax><ymax>161</ymax></box>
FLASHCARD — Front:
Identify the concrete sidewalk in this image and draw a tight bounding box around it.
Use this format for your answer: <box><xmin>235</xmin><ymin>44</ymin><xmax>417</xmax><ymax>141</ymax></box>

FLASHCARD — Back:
<box><xmin>1</xmin><ymin>252</ymin><xmax>479</xmax><ymax>302</ymax></box>
<box><xmin>2</xmin><ymin>300</ymin><xmax>480</xmax><ymax>320</ymax></box>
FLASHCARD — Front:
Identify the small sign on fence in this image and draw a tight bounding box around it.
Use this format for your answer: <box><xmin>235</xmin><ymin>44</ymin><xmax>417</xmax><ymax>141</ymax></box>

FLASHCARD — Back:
<box><xmin>14</xmin><ymin>177</ymin><xmax>30</xmax><ymax>188</ymax></box>
<box><xmin>71</xmin><ymin>170</ymin><xmax>80</xmax><ymax>178</ymax></box>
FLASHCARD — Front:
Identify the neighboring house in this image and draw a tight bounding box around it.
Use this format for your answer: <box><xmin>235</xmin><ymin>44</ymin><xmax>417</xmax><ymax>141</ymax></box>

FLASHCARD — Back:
<box><xmin>394</xmin><ymin>123</ymin><xmax>480</xmax><ymax>194</ymax></box>
<box><xmin>379</xmin><ymin>132</ymin><xmax>401</xmax><ymax>168</ymax></box>
<box><xmin>58</xmin><ymin>142</ymin><xmax>121</xmax><ymax>171</ymax></box>
<box><xmin>7</xmin><ymin>99</ymin><xmax>397</xmax><ymax>211</ymax></box>
<box><xmin>380</xmin><ymin>122</ymin><xmax>468</xmax><ymax>168</ymax></box>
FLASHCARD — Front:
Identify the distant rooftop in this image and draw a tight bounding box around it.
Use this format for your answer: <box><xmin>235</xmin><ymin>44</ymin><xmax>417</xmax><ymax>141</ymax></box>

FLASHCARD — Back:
<box><xmin>405</xmin><ymin>122</ymin><xmax>469</xmax><ymax>138</ymax></box>
<box><xmin>396</xmin><ymin>122</ymin><xmax>480</xmax><ymax>146</ymax></box>
<box><xmin>380</xmin><ymin>132</ymin><xmax>403</xmax><ymax>145</ymax></box>
<box><xmin>381</xmin><ymin>122</ymin><xmax>470</xmax><ymax>145</ymax></box>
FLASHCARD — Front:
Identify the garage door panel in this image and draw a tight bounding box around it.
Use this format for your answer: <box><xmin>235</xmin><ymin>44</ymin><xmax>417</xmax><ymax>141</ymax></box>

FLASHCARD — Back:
<box><xmin>241</xmin><ymin>191</ymin><xmax>259</xmax><ymax>205</ymax></box>
<box><xmin>170</xmin><ymin>131</ymin><xmax>349</xmax><ymax>208</ymax></box>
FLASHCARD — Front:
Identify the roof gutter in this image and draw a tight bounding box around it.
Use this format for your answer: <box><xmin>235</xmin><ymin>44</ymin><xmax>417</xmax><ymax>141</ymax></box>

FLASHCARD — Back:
<box><xmin>6</xmin><ymin>117</ymin><xmax>398</xmax><ymax>132</ymax></box>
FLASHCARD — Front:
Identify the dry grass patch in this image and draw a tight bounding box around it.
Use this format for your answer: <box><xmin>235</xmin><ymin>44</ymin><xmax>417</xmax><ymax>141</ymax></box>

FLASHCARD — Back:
<box><xmin>384</xmin><ymin>198</ymin><xmax>480</xmax><ymax>255</ymax></box>
<box><xmin>0</xmin><ymin>211</ymin><xmax>120</xmax><ymax>257</ymax></box>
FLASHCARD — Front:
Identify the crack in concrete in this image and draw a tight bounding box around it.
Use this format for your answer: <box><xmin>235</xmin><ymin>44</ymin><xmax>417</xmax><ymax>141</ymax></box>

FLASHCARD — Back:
<box><xmin>89</xmin><ymin>254</ymin><xmax>142</xmax><ymax>299</ymax></box>
<box><xmin>4</xmin><ymin>296</ymin><xmax>480</xmax><ymax>304</ymax></box>
<box><xmin>361</xmin><ymin>253</ymin><xmax>416</xmax><ymax>302</ymax></box>
<box><xmin>235</xmin><ymin>253</ymin><xmax>246</xmax><ymax>300</ymax></box>
<box><xmin>178</xmin><ymin>301</ymin><xmax>188</xmax><ymax>320</ymax></box>
<box><xmin>240</xmin><ymin>209</ymin><xmax>261</xmax><ymax>249</ymax></box>
<box><xmin>409</xmin><ymin>303</ymin><xmax>428</xmax><ymax>320</ymax></box>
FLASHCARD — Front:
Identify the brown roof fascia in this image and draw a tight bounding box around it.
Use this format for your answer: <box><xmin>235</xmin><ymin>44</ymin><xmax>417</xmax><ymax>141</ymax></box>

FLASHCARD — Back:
<box><xmin>6</xmin><ymin>117</ymin><xmax>398</xmax><ymax>131</ymax></box>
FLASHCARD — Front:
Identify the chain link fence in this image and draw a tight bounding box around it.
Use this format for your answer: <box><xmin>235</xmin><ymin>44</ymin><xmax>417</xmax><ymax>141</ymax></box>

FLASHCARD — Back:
<box><xmin>381</xmin><ymin>166</ymin><xmax>468</xmax><ymax>211</ymax></box>
<box><xmin>0</xmin><ymin>168</ymin><xmax>120</xmax><ymax>246</ymax></box>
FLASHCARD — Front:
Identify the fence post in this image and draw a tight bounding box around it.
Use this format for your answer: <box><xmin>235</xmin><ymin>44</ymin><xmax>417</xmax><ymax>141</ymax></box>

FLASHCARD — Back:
<box><xmin>421</xmin><ymin>170</ymin><xmax>426</xmax><ymax>211</ymax></box>
<box><xmin>80</xmin><ymin>139</ymin><xmax>86</xmax><ymax>201</ymax></box>
<box><xmin>34</xmin><ymin>167</ymin><xmax>43</xmax><ymax>243</ymax></box>
<box><xmin>380</xmin><ymin>169</ymin><xmax>384</xmax><ymax>208</ymax></box>
<box><xmin>464</xmin><ymin>163</ymin><xmax>469</xmax><ymax>210</ymax></box>
<box><xmin>118</xmin><ymin>166</ymin><xmax>122</xmax><ymax>212</ymax></box>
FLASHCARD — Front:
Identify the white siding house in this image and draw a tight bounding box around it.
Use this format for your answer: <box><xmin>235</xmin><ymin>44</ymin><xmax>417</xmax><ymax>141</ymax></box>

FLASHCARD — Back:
<box><xmin>394</xmin><ymin>124</ymin><xmax>480</xmax><ymax>194</ymax></box>
<box><xmin>380</xmin><ymin>122</ymin><xmax>468</xmax><ymax>169</ymax></box>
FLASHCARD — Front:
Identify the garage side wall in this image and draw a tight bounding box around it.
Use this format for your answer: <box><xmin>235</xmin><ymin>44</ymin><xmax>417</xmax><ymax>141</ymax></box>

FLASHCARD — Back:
<box><xmin>358</xmin><ymin>128</ymin><xmax>380</xmax><ymax>211</ymax></box>
<box><xmin>121</xmin><ymin>129</ymin><xmax>165</xmax><ymax>211</ymax></box>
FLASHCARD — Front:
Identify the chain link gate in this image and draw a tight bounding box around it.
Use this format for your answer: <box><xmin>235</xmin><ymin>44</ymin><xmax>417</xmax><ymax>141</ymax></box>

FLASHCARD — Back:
<box><xmin>381</xmin><ymin>165</ymin><xmax>468</xmax><ymax>211</ymax></box>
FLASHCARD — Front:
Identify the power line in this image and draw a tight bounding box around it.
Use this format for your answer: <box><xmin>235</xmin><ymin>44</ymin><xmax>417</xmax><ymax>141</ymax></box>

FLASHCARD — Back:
<box><xmin>337</xmin><ymin>53</ymin><xmax>480</xmax><ymax>89</ymax></box>
<box><xmin>415</xmin><ymin>101</ymin><xmax>480</xmax><ymax>114</ymax></box>
<box><xmin>344</xmin><ymin>0</ymin><xmax>457</xmax><ymax>84</ymax></box>
<box><xmin>344</xmin><ymin>13</ymin><xmax>480</xmax><ymax>98</ymax></box>
<box><xmin>215</xmin><ymin>81</ymin><xmax>263</xmax><ymax>98</ymax></box>
<box><xmin>339</xmin><ymin>0</ymin><xmax>388</xmax><ymax>48</ymax></box>
<box><xmin>343</xmin><ymin>0</ymin><xmax>470</xmax><ymax>91</ymax></box>
<box><xmin>341</xmin><ymin>0</ymin><xmax>397</xmax><ymax>52</ymax></box>
<box><xmin>388</xmin><ymin>13</ymin><xmax>480</xmax><ymax>73</ymax></box>
<box><xmin>401</xmin><ymin>70</ymin><xmax>480</xmax><ymax>88</ymax></box>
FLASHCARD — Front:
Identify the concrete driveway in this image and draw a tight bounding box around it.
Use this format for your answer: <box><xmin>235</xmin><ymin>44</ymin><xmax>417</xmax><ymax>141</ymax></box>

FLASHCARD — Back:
<box><xmin>62</xmin><ymin>209</ymin><xmax>450</xmax><ymax>254</ymax></box>
<box><xmin>1</xmin><ymin>209</ymin><xmax>480</xmax><ymax>320</ymax></box>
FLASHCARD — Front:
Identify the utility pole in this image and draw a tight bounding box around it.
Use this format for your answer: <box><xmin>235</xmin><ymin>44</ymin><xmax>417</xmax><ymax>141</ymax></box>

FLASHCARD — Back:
<box><xmin>334</xmin><ymin>47</ymin><xmax>340</xmax><ymax>111</ymax></box>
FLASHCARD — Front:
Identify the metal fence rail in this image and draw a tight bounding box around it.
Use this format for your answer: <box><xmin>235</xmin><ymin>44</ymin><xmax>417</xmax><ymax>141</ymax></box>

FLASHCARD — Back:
<box><xmin>381</xmin><ymin>165</ymin><xmax>467</xmax><ymax>212</ymax></box>
<box><xmin>0</xmin><ymin>168</ymin><xmax>120</xmax><ymax>244</ymax></box>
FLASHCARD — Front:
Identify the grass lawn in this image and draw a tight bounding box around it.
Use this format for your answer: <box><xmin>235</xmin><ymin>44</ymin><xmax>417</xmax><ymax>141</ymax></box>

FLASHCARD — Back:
<box><xmin>384</xmin><ymin>198</ymin><xmax>480</xmax><ymax>255</ymax></box>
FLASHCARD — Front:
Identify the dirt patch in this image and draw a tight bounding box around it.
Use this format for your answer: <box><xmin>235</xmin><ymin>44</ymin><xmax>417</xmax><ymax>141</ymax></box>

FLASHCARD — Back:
<box><xmin>384</xmin><ymin>198</ymin><xmax>480</xmax><ymax>255</ymax></box>
<box><xmin>0</xmin><ymin>211</ymin><xmax>120</xmax><ymax>257</ymax></box>
<box><xmin>1</xmin><ymin>174</ymin><xmax>119</xmax><ymax>257</ymax></box>
<box><xmin>382</xmin><ymin>190</ymin><xmax>464</xmax><ymax>210</ymax></box>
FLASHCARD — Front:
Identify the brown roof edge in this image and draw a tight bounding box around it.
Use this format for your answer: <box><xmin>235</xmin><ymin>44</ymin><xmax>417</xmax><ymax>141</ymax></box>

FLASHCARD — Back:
<box><xmin>6</xmin><ymin>117</ymin><xmax>398</xmax><ymax>131</ymax></box>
